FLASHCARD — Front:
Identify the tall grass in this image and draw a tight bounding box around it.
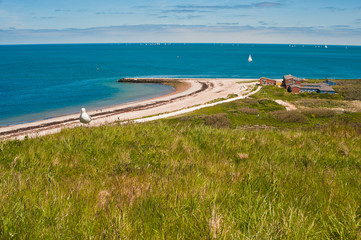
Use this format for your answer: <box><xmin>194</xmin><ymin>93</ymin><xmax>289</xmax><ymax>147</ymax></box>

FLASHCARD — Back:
<box><xmin>1</xmin><ymin>121</ymin><xmax>361</xmax><ymax>239</ymax></box>
<box><xmin>1</xmin><ymin>85</ymin><xmax>361</xmax><ymax>238</ymax></box>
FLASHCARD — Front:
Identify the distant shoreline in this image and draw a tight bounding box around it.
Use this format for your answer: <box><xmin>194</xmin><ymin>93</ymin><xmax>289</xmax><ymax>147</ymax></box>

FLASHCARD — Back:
<box><xmin>0</xmin><ymin>78</ymin><xmax>258</xmax><ymax>140</ymax></box>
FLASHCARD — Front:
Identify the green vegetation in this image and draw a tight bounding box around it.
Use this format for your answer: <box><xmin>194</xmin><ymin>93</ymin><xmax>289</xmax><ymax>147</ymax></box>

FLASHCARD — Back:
<box><xmin>227</xmin><ymin>93</ymin><xmax>238</xmax><ymax>99</ymax></box>
<box><xmin>207</xmin><ymin>93</ymin><xmax>239</xmax><ymax>104</ymax></box>
<box><xmin>303</xmin><ymin>79</ymin><xmax>326</xmax><ymax>83</ymax></box>
<box><xmin>301</xmin><ymin>108</ymin><xmax>339</xmax><ymax>118</ymax></box>
<box><xmin>293</xmin><ymin>99</ymin><xmax>347</xmax><ymax>108</ymax></box>
<box><xmin>168</xmin><ymin>96</ymin><xmax>360</xmax><ymax>129</ymax></box>
<box><xmin>1</xmin><ymin>85</ymin><xmax>361</xmax><ymax>239</ymax></box>
<box><xmin>334</xmin><ymin>79</ymin><xmax>361</xmax><ymax>100</ymax></box>
<box><xmin>298</xmin><ymin>79</ymin><xmax>361</xmax><ymax>100</ymax></box>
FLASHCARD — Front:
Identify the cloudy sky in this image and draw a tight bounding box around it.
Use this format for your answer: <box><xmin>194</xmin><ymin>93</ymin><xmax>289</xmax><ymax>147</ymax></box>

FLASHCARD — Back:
<box><xmin>0</xmin><ymin>0</ymin><xmax>360</xmax><ymax>45</ymax></box>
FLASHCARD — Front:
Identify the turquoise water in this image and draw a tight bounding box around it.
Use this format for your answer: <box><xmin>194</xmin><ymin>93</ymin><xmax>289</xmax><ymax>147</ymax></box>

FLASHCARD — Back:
<box><xmin>1</xmin><ymin>43</ymin><xmax>361</xmax><ymax>126</ymax></box>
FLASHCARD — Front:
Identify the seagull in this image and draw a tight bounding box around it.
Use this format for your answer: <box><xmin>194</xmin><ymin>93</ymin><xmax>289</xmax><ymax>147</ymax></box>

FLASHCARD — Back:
<box><xmin>80</xmin><ymin>108</ymin><xmax>92</xmax><ymax>124</ymax></box>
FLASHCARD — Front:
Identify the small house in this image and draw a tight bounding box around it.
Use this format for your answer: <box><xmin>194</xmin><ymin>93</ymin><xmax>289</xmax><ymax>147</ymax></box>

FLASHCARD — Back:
<box><xmin>260</xmin><ymin>77</ymin><xmax>277</xmax><ymax>86</ymax></box>
<box><xmin>282</xmin><ymin>74</ymin><xmax>306</xmax><ymax>90</ymax></box>
<box><xmin>287</xmin><ymin>83</ymin><xmax>335</xmax><ymax>94</ymax></box>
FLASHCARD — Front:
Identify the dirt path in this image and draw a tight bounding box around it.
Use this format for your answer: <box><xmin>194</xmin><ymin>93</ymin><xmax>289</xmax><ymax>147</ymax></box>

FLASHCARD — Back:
<box><xmin>274</xmin><ymin>100</ymin><xmax>297</xmax><ymax>111</ymax></box>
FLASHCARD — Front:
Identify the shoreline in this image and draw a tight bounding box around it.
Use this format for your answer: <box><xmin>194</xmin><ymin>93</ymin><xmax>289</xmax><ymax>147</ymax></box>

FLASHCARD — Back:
<box><xmin>0</xmin><ymin>78</ymin><xmax>259</xmax><ymax>140</ymax></box>
<box><xmin>0</xmin><ymin>81</ymin><xmax>180</xmax><ymax>127</ymax></box>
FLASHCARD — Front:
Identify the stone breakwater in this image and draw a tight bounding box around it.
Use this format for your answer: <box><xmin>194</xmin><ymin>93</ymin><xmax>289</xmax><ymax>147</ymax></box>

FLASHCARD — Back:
<box><xmin>118</xmin><ymin>78</ymin><xmax>183</xmax><ymax>83</ymax></box>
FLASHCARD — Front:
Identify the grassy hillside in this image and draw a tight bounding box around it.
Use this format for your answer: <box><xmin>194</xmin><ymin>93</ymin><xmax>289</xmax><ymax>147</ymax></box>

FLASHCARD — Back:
<box><xmin>166</xmin><ymin>85</ymin><xmax>361</xmax><ymax>129</ymax></box>
<box><xmin>1</xmin><ymin>86</ymin><xmax>361</xmax><ymax>239</ymax></box>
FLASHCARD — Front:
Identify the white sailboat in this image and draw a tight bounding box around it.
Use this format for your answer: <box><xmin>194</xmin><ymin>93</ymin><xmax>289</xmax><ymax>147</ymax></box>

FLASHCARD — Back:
<box><xmin>248</xmin><ymin>54</ymin><xmax>253</xmax><ymax>62</ymax></box>
<box><xmin>325</xmin><ymin>45</ymin><xmax>328</xmax><ymax>49</ymax></box>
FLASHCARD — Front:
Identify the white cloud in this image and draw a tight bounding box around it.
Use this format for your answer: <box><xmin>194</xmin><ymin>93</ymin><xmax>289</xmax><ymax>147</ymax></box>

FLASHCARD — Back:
<box><xmin>0</xmin><ymin>9</ymin><xmax>20</xmax><ymax>29</ymax></box>
<box><xmin>0</xmin><ymin>24</ymin><xmax>360</xmax><ymax>45</ymax></box>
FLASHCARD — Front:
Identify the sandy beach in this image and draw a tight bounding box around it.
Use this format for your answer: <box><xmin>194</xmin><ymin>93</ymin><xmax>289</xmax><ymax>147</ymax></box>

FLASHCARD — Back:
<box><xmin>0</xmin><ymin>78</ymin><xmax>259</xmax><ymax>140</ymax></box>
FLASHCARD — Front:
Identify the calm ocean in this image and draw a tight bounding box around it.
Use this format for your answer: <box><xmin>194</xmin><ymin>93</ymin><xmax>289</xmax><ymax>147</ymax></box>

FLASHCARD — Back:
<box><xmin>1</xmin><ymin>43</ymin><xmax>361</xmax><ymax>126</ymax></box>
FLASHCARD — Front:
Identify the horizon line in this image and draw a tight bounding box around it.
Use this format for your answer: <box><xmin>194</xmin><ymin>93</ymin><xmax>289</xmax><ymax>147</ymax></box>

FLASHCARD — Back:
<box><xmin>1</xmin><ymin>42</ymin><xmax>360</xmax><ymax>46</ymax></box>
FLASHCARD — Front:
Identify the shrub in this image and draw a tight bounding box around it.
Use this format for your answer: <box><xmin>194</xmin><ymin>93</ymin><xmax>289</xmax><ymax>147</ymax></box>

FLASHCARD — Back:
<box><xmin>240</xmin><ymin>99</ymin><xmax>285</xmax><ymax>112</ymax></box>
<box><xmin>301</xmin><ymin>109</ymin><xmax>338</xmax><ymax>118</ymax></box>
<box><xmin>201</xmin><ymin>113</ymin><xmax>232</xmax><ymax>128</ymax></box>
<box><xmin>238</xmin><ymin>107</ymin><xmax>259</xmax><ymax>115</ymax></box>
<box><xmin>274</xmin><ymin>111</ymin><xmax>308</xmax><ymax>123</ymax></box>
<box><xmin>242</xmin><ymin>99</ymin><xmax>259</xmax><ymax>105</ymax></box>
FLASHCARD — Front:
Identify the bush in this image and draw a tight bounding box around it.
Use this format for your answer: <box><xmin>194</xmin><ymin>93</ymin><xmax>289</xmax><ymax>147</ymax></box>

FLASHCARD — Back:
<box><xmin>242</xmin><ymin>99</ymin><xmax>259</xmax><ymax>105</ymax></box>
<box><xmin>238</xmin><ymin>107</ymin><xmax>259</xmax><ymax>115</ymax></box>
<box><xmin>301</xmin><ymin>109</ymin><xmax>338</xmax><ymax>118</ymax></box>
<box><xmin>274</xmin><ymin>111</ymin><xmax>308</xmax><ymax>123</ymax></box>
<box><xmin>201</xmin><ymin>113</ymin><xmax>232</xmax><ymax>128</ymax></box>
<box><xmin>239</xmin><ymin>99</ymin><xmax>285</xmax><ymax>112</ymax></box>
<box><xmin>295</xmin><ymin>99</ymin><xmax>346</xmax><ymax>108</ymax></box>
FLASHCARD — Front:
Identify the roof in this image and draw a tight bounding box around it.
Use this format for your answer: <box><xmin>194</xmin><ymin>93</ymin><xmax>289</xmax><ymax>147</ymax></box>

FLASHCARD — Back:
<box><xmin>283</xmin><ymin>74</ymin><xmax>294</xmax><ymax>80</ymax></box>
<box><xmin>289</xmin><ymin>83</ymin><xmax>335</xmax><ymax>92</ymax></box>
<box><xmin>283</xmin><ymin>74</ymin><xmax>305</xmax><ymax>82</ymax></box>
<box><xmin>289</xmin><ymin>84</ymin><xmax>301</xmax><ymax>89</ymax></box>
<box><xmin>318</xmin><ymin>84</ymin><xmax>335</xmax><ymax>91</ymax></box>
<box><xmin>302</xmin><ymin>83</ymin><xmax>322</xmax><ymax>89</ymax></box>
<box><xmin>260</xmin><ymin>77</ymin><xmax>276</xmax><ymax>81</ymax></box>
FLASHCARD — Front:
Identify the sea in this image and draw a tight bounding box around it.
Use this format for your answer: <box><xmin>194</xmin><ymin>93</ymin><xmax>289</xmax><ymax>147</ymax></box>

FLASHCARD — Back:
<box><xmin>1</xmin><ymin>43</ymin><xmax>361</xmax><ymax>126</ymax></box>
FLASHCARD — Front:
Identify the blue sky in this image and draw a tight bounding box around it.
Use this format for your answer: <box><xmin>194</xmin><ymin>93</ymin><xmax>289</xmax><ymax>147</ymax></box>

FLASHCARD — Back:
<box><xmin>0</xmin><ymin>0</ymin><xmax>360</xmax><ymax>45</ymax></box>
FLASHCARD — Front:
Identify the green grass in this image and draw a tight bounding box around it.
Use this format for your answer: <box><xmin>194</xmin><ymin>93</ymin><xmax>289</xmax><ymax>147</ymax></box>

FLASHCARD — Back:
<box><xmin>1</xmin><ymin>122</ymin><xmax>361</xmax><ymax>239</ymax></box>
<box><xmin>1</xmin><ymin>86</ymin><xmax>361</xmax><ymax>239</ymax></box>
<box><xmin>293</xmin><ymin>99</ymin><xmax>347</xmax><ymax>108</ymax></box>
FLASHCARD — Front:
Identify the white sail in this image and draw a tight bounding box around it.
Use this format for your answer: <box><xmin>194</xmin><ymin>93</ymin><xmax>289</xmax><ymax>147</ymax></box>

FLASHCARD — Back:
<box><xmin>325</xmin><ymin>45</ymin><xmax>328</xmax><ymax>49</ymax></box>
<box><xmin>248</xmin><ymin>54</ymin><xmax>252</xmax><ymax>62</ymax></box>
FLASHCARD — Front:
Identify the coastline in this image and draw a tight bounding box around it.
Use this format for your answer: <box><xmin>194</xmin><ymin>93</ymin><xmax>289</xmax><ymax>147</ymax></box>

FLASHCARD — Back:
<box><xmin>0</xmin><ymin>81</ymin><xmax>177</xmax><ymax>127</ymax></box>
<box><xmin>0</xmin><ymin>78</ymin><xmax>259</xmax><ymax>140</ymax></box>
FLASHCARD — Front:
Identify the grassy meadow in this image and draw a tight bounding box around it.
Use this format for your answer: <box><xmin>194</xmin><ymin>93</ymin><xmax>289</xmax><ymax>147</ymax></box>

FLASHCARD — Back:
<box><xmin>1</xmin><ymin>85</ymin><xmax>361</xmax><ymax>239</ymax></box>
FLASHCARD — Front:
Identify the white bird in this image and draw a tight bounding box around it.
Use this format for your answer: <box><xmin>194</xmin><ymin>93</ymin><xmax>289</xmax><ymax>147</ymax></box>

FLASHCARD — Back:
<box><xmin>80</xmin><ymin>108</ymin><xmax>92</xmax><ymax>124</ymax></box>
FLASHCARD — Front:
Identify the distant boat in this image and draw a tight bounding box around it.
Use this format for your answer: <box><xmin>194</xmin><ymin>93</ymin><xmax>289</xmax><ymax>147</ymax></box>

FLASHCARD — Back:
<box><xmin>248</xmin><ymin>54</ymin><xmax>253</xmax><ymax>62</ymax></box>
<box><xmin>325</xmin><ymin>45</ymin><xmax>328</xmax><ymax>49</ymax></box>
